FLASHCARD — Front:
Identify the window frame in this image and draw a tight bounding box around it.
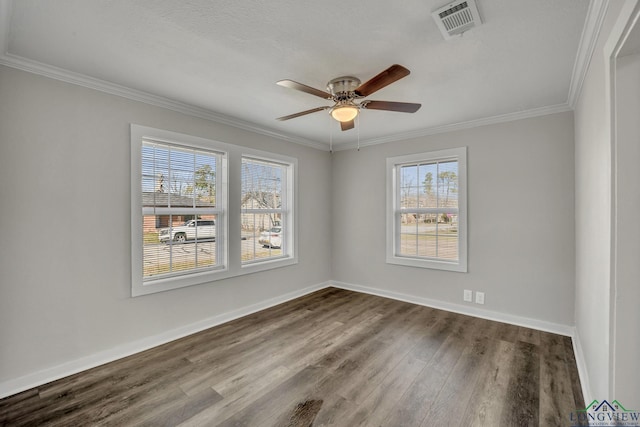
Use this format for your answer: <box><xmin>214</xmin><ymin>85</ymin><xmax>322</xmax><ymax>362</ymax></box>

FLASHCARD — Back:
<box><xmin>131</xmin><ymin>125</ymin><xmax>298</xmax><ymax>297</ymax></box>
<box><xmin>386</xmin><ymin>147</ymin><xmax>467</xmax><ymax>272</ymax></box>
<box><xmin>229</xmin><ymin>146</ymin><xmax>299</xmax><ymax>275</ymax></box>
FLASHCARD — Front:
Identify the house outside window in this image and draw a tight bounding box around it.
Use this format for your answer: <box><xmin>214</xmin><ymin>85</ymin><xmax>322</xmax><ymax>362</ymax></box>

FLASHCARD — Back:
<box><xmin>135</xmin><ymin>136</ymin><xmax>226</xmax><ymax>297</ymax></box>
<box><xmin>131</xmin><ymin>125</ymin><xmax>297</xmax><ymax>296</ymax></box>
<box><xmin>386</xmin><ymin>147</ymin><xmax>467</xmax><ymax>272</ymax></box>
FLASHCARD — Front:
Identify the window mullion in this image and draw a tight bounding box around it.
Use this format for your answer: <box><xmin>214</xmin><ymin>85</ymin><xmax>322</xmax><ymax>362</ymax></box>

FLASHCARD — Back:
<box><xmin>435</xmin><ymin>161</ymin><xmax>440</xmax><ymax>258</ymax></box>
<box><xmin>192</xmin><ymin>152</ymin><xmax>198</xmax><ymax>268</ymax></box>
<box><xmin>169</xmin><ymin>213</ymin><xmax>173</xmax><ymax>274</ymax></box>
<box><xmin>395</xmin><ymin>165</ymin><xmax>402</xmax><ymax>257</ymax></box>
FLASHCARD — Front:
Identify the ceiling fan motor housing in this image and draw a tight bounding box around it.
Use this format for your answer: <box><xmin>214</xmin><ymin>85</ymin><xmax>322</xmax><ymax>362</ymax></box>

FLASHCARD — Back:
<box><xmin>327</xmin><ymin>77</ymin><xmax>361</xmax><ymax>101</ymax></box>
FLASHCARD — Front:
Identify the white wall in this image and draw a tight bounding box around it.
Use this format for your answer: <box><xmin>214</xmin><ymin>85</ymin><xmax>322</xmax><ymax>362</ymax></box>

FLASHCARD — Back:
<box><xmin>573</xmin><ymin>0</ymin><xmax>625</xmax><ymax>401</ymax></box>
<box><xmin>331</xmin><ymin>112</ymin><xmax>576</xmax><ymax>326</ymax></box>
<box><xmin>0</xmin><ymin>65</ymin><xmax>332</xmax><ymax>389</ymax></box>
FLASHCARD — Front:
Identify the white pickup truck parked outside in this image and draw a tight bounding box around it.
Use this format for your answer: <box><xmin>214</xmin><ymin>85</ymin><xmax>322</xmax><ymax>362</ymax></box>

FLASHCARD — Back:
<box><xmin>158</xmin><ymin>219</ymin><xmax>216</xmax><ymax>243</ymax></box>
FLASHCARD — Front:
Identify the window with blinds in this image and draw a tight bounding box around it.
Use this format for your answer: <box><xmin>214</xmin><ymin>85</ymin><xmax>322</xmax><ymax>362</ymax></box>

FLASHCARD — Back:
<box><xmin>132</xmin><ymin>125</ymin><xmax>297</xmax><ymax>296</ymax></box>
<box><xmin>141</xmin><ymin>141</ymin><xmax>224</xmax><ymax>280</ymax></box>
<box><xmin>241</xmin><ymin>157</ymin><xmax>291</xmax><ymax>264</ymax></box>
<box><xmin>386</xmin><ymin>147</ymin><xmax>467</xmax><ymax>272</ymax></box>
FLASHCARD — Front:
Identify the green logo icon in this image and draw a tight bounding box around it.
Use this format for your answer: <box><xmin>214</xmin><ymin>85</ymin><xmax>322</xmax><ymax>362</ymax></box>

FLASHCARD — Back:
<box><xmin>570</xmin><ymin>399</ymin><xmax>639</xmax><ymax>426</ymax></box>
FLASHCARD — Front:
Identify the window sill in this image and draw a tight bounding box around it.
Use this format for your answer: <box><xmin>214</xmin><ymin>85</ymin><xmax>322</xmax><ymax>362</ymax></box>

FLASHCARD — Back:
<box><xmin>386</xmin><ymin>255</ymin><xmax>467</xmax><ymax>272</ymax></box>
<box><xmin>133</xmin><ymin>256</ymin><xmax>299</xmax><ymax>296</ymax></box>
<box><xmin>241</xmin><ymin>255</ymin><xmax>298</xmax><ymax>274</ymax></box>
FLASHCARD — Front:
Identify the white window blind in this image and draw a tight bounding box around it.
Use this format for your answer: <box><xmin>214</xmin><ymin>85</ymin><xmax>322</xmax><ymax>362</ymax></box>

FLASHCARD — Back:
<box><xmin>141</xmin><ymin>141</ymin><xmax>224</xmax><ymax>280</ymax></box>
<box><xmin>132</xmin><ymin>124</ymin><xmax>297</xmax><ymax>296</ymax></box>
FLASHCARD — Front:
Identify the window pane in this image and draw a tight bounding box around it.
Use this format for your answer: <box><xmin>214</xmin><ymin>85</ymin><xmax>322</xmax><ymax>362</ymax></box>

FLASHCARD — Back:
<box><xmin>241</xmin><ymin>213</ymin><xmax>283</xmax><ymax>262</ymax></box>
<box><xmin>437</xmin><ymin>160</ymin><xmax>458</xmax><ymax>209</ymax></box>
<box><xmin>388</xmin><ymin>147</ymin><xmax>466</xmax><ymax>272</ymax></box>
<box><xmin>241</xmin><ymin>157</ymin><xmax>287</xmax><ymax>264</ymax></box>
<box><xmin>437</xmin><ymin>235</ymin><xmax>458</xmax><ymax>260</ymax></box>
<box><xmin>417</xmin><ymin>214</ymin><xmax>438</xmax><ymax>258</ymax></box>
<box><xmin>169</xmin><ymin>147</ymin><xmax>196</xmax><ymax>205</ymax></box>
<box><xmin>142</xmin><ymin>145</ymin><xmax>170</xmax><ymax>207</ymax></box>
<box><xmin>400</xmin><ymin>232</ymin><xmax>418</xmax><ymax>256</ymax></box>
<box><xmin>419</xmin><ymin>162</ymin><xmax>438</xmax><ymax>208</ymax></box>
<box><xmin>194</xmin><ymin>153</ymin><xmax>216</xmax><ymax>207</ymax></box>
<box><xmin>143</xmin><ymin>214</ymin><xmax>218</xmax><ymax>279</ymax></box>
<box><xmin>400</xmin><ymin>164</ymin><xmax>418</xmax><ymax>188</ymax></box>
<box><xmin>396</xmin><ymin>161</ymin><xmax>460</xmax><ymax>262</ymax></box>
<box><xmin>142</xmin><ymin>142</ymin><xmax>217</xmax><ymax>209</ymax></box>
<box><xmin>437</xmin><ymin>213</ymin><xmax>458</xmax><ymax>260</ymax></box>
<box><xmin>242</xmin><ymin>158</ymin><xmax>283</xmax><ymax>210</ymax></box>
<box><xmin>400</xmin><ymin>186</ymin><xmax>419</xmax><ymax>209</ymax></box>
<box><xmin>141</xmin><ymin>140</ymin><xmax>220</xmax><ymax>280</ymax></box>
<box><xmin>400</xmin><ymin>214</ymin><xmax>418</xmax><ymax>256</ymax></box>
<box><xmin>143</xmin><ymin>214</ymin><xmax>170</xmax><ymax>277</ymax></box>
<box><xmin>400</xmin><ymin>165</ymin><xmax>419</xmax><ymax>209</ymax></box>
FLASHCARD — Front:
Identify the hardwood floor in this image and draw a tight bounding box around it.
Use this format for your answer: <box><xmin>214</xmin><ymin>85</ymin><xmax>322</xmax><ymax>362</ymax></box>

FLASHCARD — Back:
<box><xmin>0</xmin><ymin>288</ymin><xmax>584</xmax><ymax>426</ymax></box>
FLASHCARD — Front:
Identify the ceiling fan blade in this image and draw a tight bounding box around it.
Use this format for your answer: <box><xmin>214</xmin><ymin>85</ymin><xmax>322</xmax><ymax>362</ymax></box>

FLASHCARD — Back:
<box><xmin>276</xmin><ymin>106</ymin><xmax>328</xmax><ymax>121</ymax></box>
<box><xmin>276</xmin><ymin>80</ymin><xmax>333</xmax><ymax>99</ymax></box>
<box><xmin>362</xmin><ymin>100</ymin><xmax>421</xmax><ymax>113</ymax></box>
<box><xmin>340</xmin><ymin>119</ymin><xmax>355</xmax><ymax>131</ymax></box>
<box><xmin>354</xmin><ymin>64</ymin><xmax>411</xmax><ymax>97</ymax></box>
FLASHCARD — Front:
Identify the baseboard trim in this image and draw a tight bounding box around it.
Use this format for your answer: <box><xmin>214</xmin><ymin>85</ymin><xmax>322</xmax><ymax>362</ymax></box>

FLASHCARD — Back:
<box><xmin>330</xmin><ymin>281</ymin><xmax>574</xmax><ymax>336</ymax></box>
<box><xmin>0</xmin><ymin>281</ymin><xmax>331</xmax><ymax>399</ymax></box>
<box><xmin>571</xmin><ymin>330</ymin><xmax>593</xmax><ymax>404</ymax></box>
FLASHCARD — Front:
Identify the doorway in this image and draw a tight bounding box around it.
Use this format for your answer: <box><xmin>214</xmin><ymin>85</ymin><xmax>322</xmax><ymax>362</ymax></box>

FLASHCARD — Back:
<box><xmin>611</xmin><ymin>2</ymin><xmax>640</xmax><ymax>406</ymax></box>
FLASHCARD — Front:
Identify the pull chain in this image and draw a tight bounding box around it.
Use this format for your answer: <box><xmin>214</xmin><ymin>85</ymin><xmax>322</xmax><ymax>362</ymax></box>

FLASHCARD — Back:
<box><xmin>357</xmin><ymin>114</ymin><xmax>360</xmax><ymax>151</ymax></box>
<box><xmin>329</xmin><ymin>113</ymin><xmax>333</xmax><ymax>154</ymax></box>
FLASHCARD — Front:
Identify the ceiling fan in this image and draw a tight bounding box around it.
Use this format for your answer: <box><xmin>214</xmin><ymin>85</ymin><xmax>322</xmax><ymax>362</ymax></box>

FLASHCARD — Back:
<box><xmin>276</xmin><ymin>64</ymin><xmax>421</xmax><ymax>131</ymax></box>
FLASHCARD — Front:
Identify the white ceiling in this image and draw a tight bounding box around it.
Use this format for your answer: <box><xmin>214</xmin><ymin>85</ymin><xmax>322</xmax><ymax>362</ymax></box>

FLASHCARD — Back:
<box><xmin>0</xmin><ymin>0</ymin><xmax>592</xmax><ymax>150</ymax></box>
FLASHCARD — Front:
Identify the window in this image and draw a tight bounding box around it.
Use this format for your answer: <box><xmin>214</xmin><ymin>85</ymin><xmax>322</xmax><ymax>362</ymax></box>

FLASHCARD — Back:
<box><xmin>142</xmin><ymin>143</ymin><xmax>223</xmax><ymax>278</ymax></box>
<box><xmin>386</xmin><ymin>147</ymin><xmax>467</xmax><ymax>272</ymax></box>
<box><xmin>241</xmin><ymin>157</ymin><xmax>290</xmax><ymax>263</ymax></box>
<box><xmin>131</xmin><ymin>125</ymin><xmax>297</xmax><ymax>296</ymax></box>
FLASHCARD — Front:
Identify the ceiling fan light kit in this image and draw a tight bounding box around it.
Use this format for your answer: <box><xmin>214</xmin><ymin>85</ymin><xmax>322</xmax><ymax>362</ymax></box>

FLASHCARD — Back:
<box><xmin>331</xmin><ymin>105</ymin><xmax>359</xmax><ymax>123</ymax></box>
<box><xmin>276</xmin><ymin>64</ymin><xmax>421</xmax><ymax>132</ymax></box>
<box><xmin>327</xmin><ymin>76</ymin><xmax>361</xmax><ymax>122</ymax></box>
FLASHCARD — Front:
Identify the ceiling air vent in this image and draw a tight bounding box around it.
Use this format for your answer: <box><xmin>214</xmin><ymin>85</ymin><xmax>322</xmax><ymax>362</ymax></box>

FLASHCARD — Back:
<box><xmin>432</xmin><ymin>0</ymin><xmax>482</xmax><ymax>40</ymax></box>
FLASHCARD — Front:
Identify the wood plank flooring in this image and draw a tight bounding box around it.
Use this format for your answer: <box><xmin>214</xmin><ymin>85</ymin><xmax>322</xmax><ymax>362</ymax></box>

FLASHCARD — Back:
<box><xmin>0</xmin><ymin>288</ymin><xmax>584</xmax><ymax>426</ymax></box>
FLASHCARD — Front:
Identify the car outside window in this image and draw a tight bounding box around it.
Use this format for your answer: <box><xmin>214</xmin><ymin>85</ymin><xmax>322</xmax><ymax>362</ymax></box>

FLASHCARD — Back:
<box><xmin>131</xmin><ymin>125</ymin><xmax>298</xmax><ymax>296</ymax></box>
<box><xmin>241</xmin><ymin>156</ymin><xmax>293</xmax><ymax>264</ymax></box>
<box><xmin>140</xmin><ymin>141</ymin><xmax>223</xmax><ymax>279</ymax></box>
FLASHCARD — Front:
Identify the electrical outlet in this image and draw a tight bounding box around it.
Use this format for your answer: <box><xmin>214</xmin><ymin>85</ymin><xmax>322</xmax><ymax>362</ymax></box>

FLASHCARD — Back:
<box><xmin>463</xmin><ymin>289</ymin><xmax>473</xmax><ymax>302</ymax></box>
<box><xmin>475</xmin><ymin>291</ymin><xmax>485</xmax><ymax>305</ymax></box>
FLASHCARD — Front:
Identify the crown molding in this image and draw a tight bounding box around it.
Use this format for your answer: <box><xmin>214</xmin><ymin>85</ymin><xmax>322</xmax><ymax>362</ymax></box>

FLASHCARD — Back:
<box><xmin>0</xmin><ymin>52</ymin><xmax>328</xmax><ymax>151</ymax></box>
<box><xmin>333</xmin><ymin>103</ymin><xmax>573</xmax><ymax>151</ymax></box>
<box><xmin>0</xmin><ymin>50</ymin><xmax>576</xmax><ymax>153</ymax></box>
<box><xmin>568</xmin><ymin>0</ymin><xmax>610</xmax><ymax>107</ymax></box>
